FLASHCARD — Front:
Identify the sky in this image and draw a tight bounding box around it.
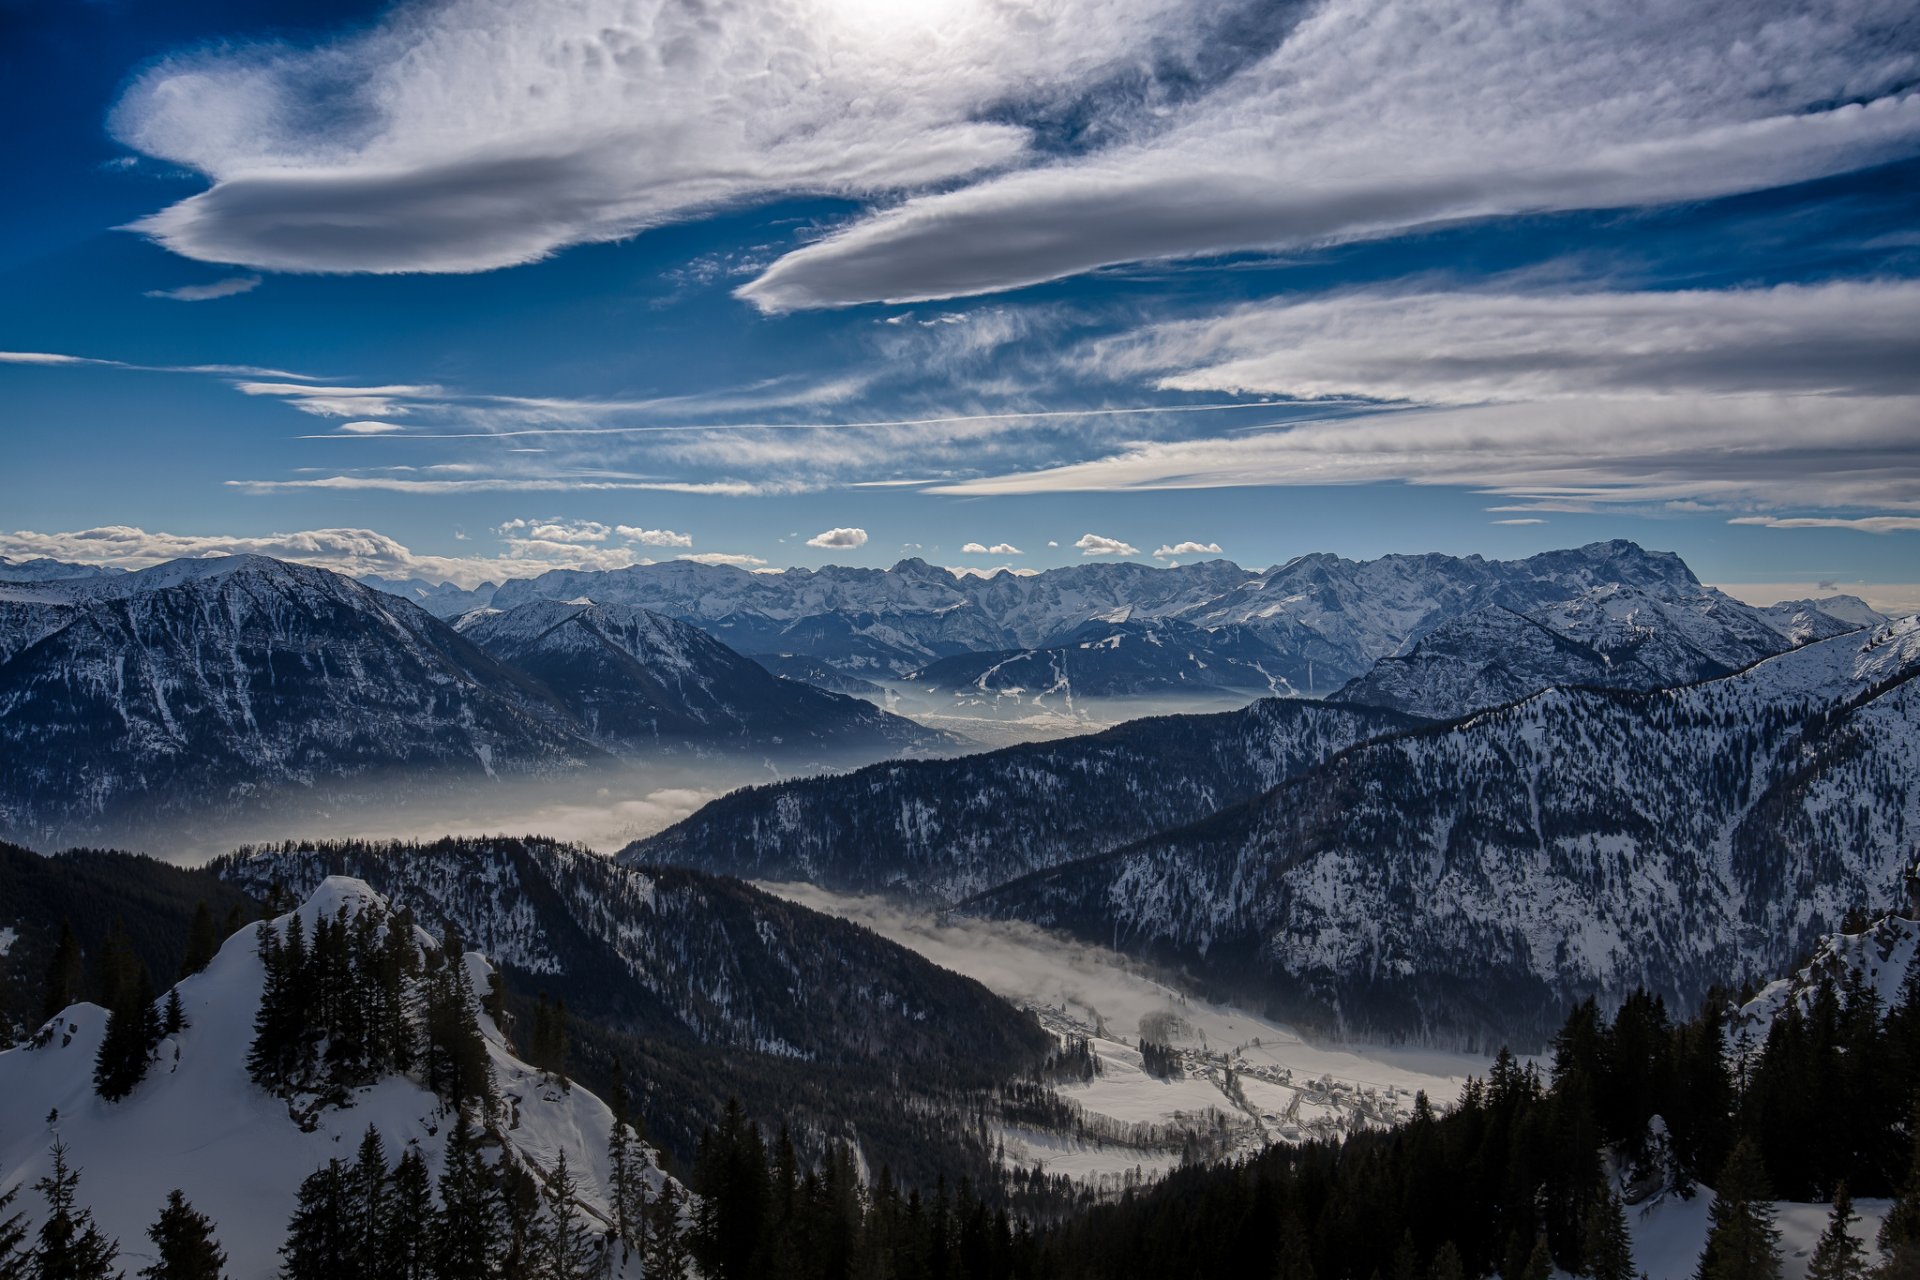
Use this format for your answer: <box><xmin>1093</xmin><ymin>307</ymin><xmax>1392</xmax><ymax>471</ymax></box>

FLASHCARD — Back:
<box><xmin>3</xmin><ymin>0</ymin><xmax>1918</xmax><ymax>609</ymax></box>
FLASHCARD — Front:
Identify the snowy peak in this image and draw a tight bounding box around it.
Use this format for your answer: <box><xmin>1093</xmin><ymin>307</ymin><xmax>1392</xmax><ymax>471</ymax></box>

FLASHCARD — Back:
<box><xmin>0</xmin><ymin>876</ymin><xmax>662</xmax><ymax>1280</ymax></box>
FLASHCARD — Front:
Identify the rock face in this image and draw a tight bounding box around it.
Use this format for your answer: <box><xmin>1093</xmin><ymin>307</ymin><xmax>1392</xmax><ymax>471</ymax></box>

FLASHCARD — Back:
<box><xmin>457</xmin><ymin>598</ymin><xmax>936</xmax><ymax>752</ymax></box>
<box><xmin>0</xmin><ymin>556</ymin><xmax>935</xmax><ymax>849</ymax></box>
<box><xmin>620</xmin><ymin>697</ymin><xmax>1422</xmax><ymax>902</ymax></box>
<box><xmin>966</xmin><ymin>618</ymin><xmax>1920</xmax><ymax>1046</ymax></box>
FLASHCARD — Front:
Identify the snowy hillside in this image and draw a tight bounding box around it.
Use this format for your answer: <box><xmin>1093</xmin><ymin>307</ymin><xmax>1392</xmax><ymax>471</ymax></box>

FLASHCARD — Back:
<box><xmin>622</xmin><ymin>697</ymin><xmax>1420</xmax><ymax>901</ymax></box>
<box><xmin>459</xmin><ymin>598</ymin><xmax>937</xmax><ymax>752</ymax></box>
<box><xmin>0</xmin><ymin>877</ymin><xmax>665</xmax><ymax>1279</ymax></box>
<box><xmin>964</xmin><ymin>618</ymin><xmax>1920</xmax><ymax>1044</ymax></box>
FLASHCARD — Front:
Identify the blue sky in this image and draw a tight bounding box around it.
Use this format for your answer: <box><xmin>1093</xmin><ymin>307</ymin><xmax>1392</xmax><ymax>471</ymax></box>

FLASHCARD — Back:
<box><xmin>3</xmin><ymin>0</ymin><xmax>1919</xmax><ymax>608</ymax></box>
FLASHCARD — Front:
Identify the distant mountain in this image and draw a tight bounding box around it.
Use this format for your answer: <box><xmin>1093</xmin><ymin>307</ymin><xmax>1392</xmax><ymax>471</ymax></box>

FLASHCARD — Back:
<box><xmin>477</xmin><ymin>542</ymin><xmax>1833</xmax><ymax>700</ymax></box>
<box><xmin>749</xmin><ymin>653</ymin><xmax>889</xmax><ymax>697</ymax></box>
<box><xmin>965</xmin><ymin>616</ymin><xmax>1920</xmax><ymax>1046</ymax></box>
<box><xmin>1333</xmin><ymin>585</ymin><xmax>1877</xmax><ymax>720</ymax></box>
<box><xmin>0</xmin><ymin>556</ymin><xmax>124</xmax><ymax>585</ymax></box>
<box><xmin>0</xmin><ymin>875</ymin><xmax>664</xmax><ymax>1280</ymax></box>
<box><xmin>0</xmin><ymin>555</ymin><xmax>595</xmax><ymax>848</ymax></box>
<box><xmin>0</xmin><ymin>556</ymin><xmax>934</xmax><ymax>850</ymax></box>
<box><xmin>361</xmin><ymin>573</ymin><xmax>498</xmax><ymax>618</ymax></box>
<box><xmin>906</xmin><ymin>616</ymin><xmax>1301</xmax><ymax>701</ymax></box>
<box><xmin>621</xmin><ymin>698</ymin><xmax>1422</xmax><ymax>901</ymax></box>
<box><xmin>457</xmin><ymin>598</ymin><xmax>936</xmax><ymax>753</ymax></box>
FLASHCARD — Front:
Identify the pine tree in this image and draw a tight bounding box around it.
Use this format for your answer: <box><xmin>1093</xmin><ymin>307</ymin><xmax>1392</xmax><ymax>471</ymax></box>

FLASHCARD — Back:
<box><xmin>180</xmin><ymin>903</ymin><xmax>218</xmax><ymax>979</ymax></box>
<box><xmin>32</xmin><ymin>1140</ymin><xmax>120</xmax><ymax>1280</ymax></box>
<box><xmin>434</xmin><ymin>1112</ymin><xmax>502</xmax><ymax>1280</ymax></box>
<box><xmin>0</xmin><ymin>1183</ymin><xmax>29</xmax><ymax>1280</ymax></box>
<box><xmin>347</xmin><ymin>1128</ymin><xmax>392</xmax><ymax>1280</ymax></box>
<box><xmin>1880</xmin><ymin>1123</ymin><xmax>1920</xmax><ymax>1280</ymax></box>
<box><xmin>138</xmin><ymin>1190</ymin><xmax>227</xmax><ymax>1280</ymax></box>
<box><xmin>1583</xmin><ymin>1191</ymin><xmax>1635</xmax><ymax>1280</ymax></box>
<box><xmin>644</xmin><ymin>1181</ymin><xmax>692</xmax><ymax>1280</ymax></box>
<box><xmin>279</xmin><ymin>1160</ymin><xmax>356</xmax><ymax>1280</ymax></box>
<box><xmin>534</xmin><ymin>1153</ymin><xmax>599</xmax><ymax>1280</ymax></box>
<box><xmin>1521</xmin><ymin>1233</ymin><xmax>1554</xmax><ymax>1280</ymax></box>
<box><xmin>1274</xmin><ymin>1211</ymin><xmax>1315</xmax><ymax>1280</ymax></box>
<box><xmin>381</xmin><ymin>1147</ymin><xmax>437</xmax><ymax>1280</ymax></box>
<box><xmin>1428</xmin><ymin>1241</ymin><xmax>1465</xmax><ymax>1280</ymax></box>
<box><xmin>608</xmin><ymin>1116</ymin><xmax>643</xmax><ymax>1256</ymax></box>
<box><xmin>94</xmin><ymin>967</ymin><xmax>160</xmax><ymax>1101</ymax></box>
<box><xmin>1697</xmin><ymin>1139</ymin><xmax>1782</xmax><ymax>1280</ymax></box>
<box><xmin>39</xmin><ymin>920</ymin><xmax>84</xmax><ymax>1027</ymax></box>
<box><xmin>162</xmin><ymin>989</ymin><xmax>185</xmax><ymax>1038</ymax></box>
<box><xmin>1807</xmin><ymin>1185</ymin><xmax>1867</xmax><ymax>1280</ymax></box>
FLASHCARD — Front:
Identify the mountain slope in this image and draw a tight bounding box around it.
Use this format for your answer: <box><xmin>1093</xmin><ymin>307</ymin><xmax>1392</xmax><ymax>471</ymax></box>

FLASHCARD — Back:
<box><xmin>0</xmin><ymin>556</ymin><xmax>597</xmax><ymax>848</ymax></box>
<box><xmin>459</xmin><ymin>598</ymin><xmax>936</xmax><ymax>753</ymax></box>
<box><xmin>620</xmin><ymin>698</ymin><xmax>1423</xmax><ymax>901</ymax></box>
<box><xmin>210</xmin><ymin>837</ymin><xmax>1052</xmax><ymax>1169</ymax></box>
<box><xmin>0</xmin><ymin>876</ymin><xmax>662</xmax><ymax>1280</ymax></box>
<box><xmin>966</xmin><ymin>617</ymin><xmax>1920</xmax><ymax>1045</ymax></box>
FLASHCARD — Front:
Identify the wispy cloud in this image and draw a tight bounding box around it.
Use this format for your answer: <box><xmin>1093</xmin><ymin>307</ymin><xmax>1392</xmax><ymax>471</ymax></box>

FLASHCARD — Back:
<box><xmin>1730</xmin><ymin>516</ymin><xmax>1920</xmax><ymax>534</ymax></box>
<box><xmin>143</xmin><ymin>275</ymin><xmax>261</xmax><ymax>302</ymax></box>
<box><xmin>740</xmin><ymin>1</ymin><xmax>1920</xmax><ymax>309</ymax></box>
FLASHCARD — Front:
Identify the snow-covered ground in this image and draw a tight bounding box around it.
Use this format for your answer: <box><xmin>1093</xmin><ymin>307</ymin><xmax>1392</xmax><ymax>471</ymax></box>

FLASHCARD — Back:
<box><xmin>1628</xmin><ymin>1187</ymin><xmax>1889</xmax><ymax>1280</ymax></box>
<box><xmin>0</xmin><ymin>878</ymin><xmax>662</xmax><ymax>1280</ymax></box>
<box><xmin>763</xmin><ymin>884</ymin><xmax>1482</xmax><ymax>1181</ymax></box>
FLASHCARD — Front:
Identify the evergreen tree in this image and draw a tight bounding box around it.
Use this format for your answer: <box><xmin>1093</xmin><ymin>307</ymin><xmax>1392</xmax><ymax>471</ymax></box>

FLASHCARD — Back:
<box><xmin>0</xmin><ymin>1183</ymin><xmax>29</xmax><ymax>1280</ymax></box>
<box><xmin>1274</xmin><ymin>1211</ymin><xmax>1315</xmax><ymax>1280</ymax></box>
<box><xmin>381</xmin><ymin>1148</ymin><xmax>437</xmax><ymax>1280</ymax></box>
<box><xmin>138</xmin><ymin>1190</ymin><xmax>227</xmax><ymax>1280</ymax></box>
<box><xmin>1697</xmin><ymin>1140</ymin><xmax>1781</xmax><ymax>1280</ymax></box>
<box><xmin>38</xmin><ymin>920</ymin><xmax>83</xmax><ymax>1027</ymax></box>
<box><xmin>347</xmin><ymin>1128</ymin><xmax>392</xmax><ymax>1280</ymax></box>
<box><xmin>644</xmin><ymin>1182</ymin><xmax>691</xmax><ymax>1280</ymax></box>
<box><xmin>279</xmin><ymin>1160</ymin><xmax>356</xmax><ymax>1280</ymax></box>
<box><xmin>162</xmin><ymin>989</ymin><xmax>185</xmax><ymax>1039</ymax></box>
<box><xmin>94</xmin><ymin>967</ymin><xmax>160</xmax><ymax>1101</ymax></box>
<box><xmin>1807</xmin><ymin>1185</ymin><xmax>1867</xmax><ymax>1280</ymax></box>
<box><xmin>1582</xmin><ymin>1191</ymin><xmax>1634</xmax><ymax>1280</ymax></box>
<box><xmin>534</xmin><ymin>1153</ymin><xmax>599</xmax><ymax>1280</ymax></box>
<box><xmin>180</xmin><ymin>904</ymin><xmax>218</xmax><ymax>979</ymax></box>
<box><xmin>1880</xmin><ymin>1124</ymin><xmax>1920</xmax><ymax>1280</ymax></box>
<box><xmin>434</xmin><ymin>1112</ymin><xmax>502</xmax><ymax>1280</ymax></box>
<box><xmin>1521</xmin><ymin>1233</ymin><xmax>1554</xmax><ymax>1280</ymax></box>
<box><xmin>32</xmin><ymin>1141</ymin><xmax>120</xmax><ymax>1280</ymax></box>
<box><xmin>607</xmin><ymin>1116</ymin><xmax>645</xmax><ymax>1257</ymax></box>
<box><xmin>1428</xmin><ymin>1241</ymin><xmax>1465</xmax><ymax>1280</ymax></box>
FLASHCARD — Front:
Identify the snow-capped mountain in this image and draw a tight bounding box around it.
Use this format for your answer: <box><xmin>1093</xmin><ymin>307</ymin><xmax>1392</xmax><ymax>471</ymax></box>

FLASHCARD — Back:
<box><xmin>470</xmin><ymin>542</ymin><xmax>1852</xmax><ymax>699</ymax></box>
<box><xmin>0</xmin><ymin>556</ymin><xmax>597</xmax><ymax>848</ymax></box>
<box><xmin>0</xmin><ymin>876</ymin><xmax>664</xmax><ymax>1280</ymax></box>
<box><xmin>0</xmin><ymin>556</ymin><xmax>947</xmax><ymax>849</ymax></box>
<box><xmin>963</xmin><ymin>616</ymin><xmax>1920</xmax><ymax>1046</ymax></box>
<box><xmin>0</xmin><ymin>556</ymin><xmax>125</xmax><ymax>586</ymax></box>
<box><xmin>905</xmin><ymin>615</ymin><xmax>1304</xmax><ymax>702</ymax></box>
<box><xmin>362</xmin><ymin>574</ymin><xmax>499</xmax><ymax>618</ymax></box>
<box><xmin>621</xmin><ymin>698</ymin><xmax>1421</xmax><ymax>901</ymax></box>
<box><xmin>1333</xmin><ymin>583</ymin><xmax>1875</xmax><ymax>720</ymax></box>
<box><xmin>457</xmin><ymin>598</ymin><xmax>936</xmax><ymax>752</ymax></box>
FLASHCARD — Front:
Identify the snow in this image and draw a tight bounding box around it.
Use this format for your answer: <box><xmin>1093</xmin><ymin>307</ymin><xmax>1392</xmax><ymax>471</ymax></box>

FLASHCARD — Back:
<box><xmin>0</xmin><ymin>877</ymin><xmax>664</xmax><ymax>1280</ymax></box>
<box><xmin>762</xmin><ymin>883</ymin><xmax>1480</xmax><ymax>1183</ymax></box>
<box><xmin>0</xmin><ymin>927</ymin><xmax>15</xmax><ymax>957</ymax></box>
<box><xmin>1627</xmin><ymin>1186</ymin><xmax>1889</xmax><ymax>1280</ymax></box>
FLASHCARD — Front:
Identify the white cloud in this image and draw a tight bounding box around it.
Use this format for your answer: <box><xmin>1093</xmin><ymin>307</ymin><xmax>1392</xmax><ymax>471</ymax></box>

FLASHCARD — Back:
<box><xmin>1085</xmin><ymin>282</ymin><xmax>1920</xmax><ymax>404</ymax></box>
<box><xmin>1075</xmin><ymin>533</ymin><xmax>1140</xmax><ymax>557</ymax></box>
<box><xmin>1492</xmin><ymin>518</ymin><xmax>1547</xmax><ymax>526</ymax></box>
<box><xmin>739</xmin><ymin>0</ymin><xmax>1920</xmax><ymax>309</ymax></box>
<box><xmin>235</xmin><ymin>380</ymin><xmax>442</xmax><ymax>418</ymax></box>
<box><xmin>677</xmin><ymin>552</ymin><xmax>769</xmax><ymax>568</ymax></box>
<box><xmin>961</xmin><ymin>542</ymin><xmax>989</xmax><ymax>554</ymax></box>
<box><xmin>336</xmin><ymin>420</ymin><xmax>406</xmax><ymax>435</ymax></box>
<box><xmin>496</xmin><ymin>518</ymin><xmax>611</xmax><ymax>544</ymax></box>
<box><xmin>0</xmin><ymin>525</ymin><xmax>651</xmax><ymax>588</ymax></box>
<box><xmin>1047</xmin><ymin>540</ymin><xmax>1059</xmax><ymax>548</ymax></box>
<box><xmin>961</xmin><ymin>541</ymin><xmax>1023</xmax><ymax>556</ymax></box>
<box><xmin>614</xmin><ymin>526</ymin><xmax>693</xmax><ymax>547</ymax></box>
<box><xmin>806</xmin><ymin>526</ymin><xmax>869</xmax><ymax>549</ymax></box>
<box><xmin>226</xmin><ymin>475</ymin><xmax>775</xmax><ymax>496</ymax></box>
<box><xmin>110</xmin><ymin>0</ymin><xmax>1195</xmax><ymax>275</ymax></box>
<box><xmin>1153</xmin><ymin>541</ymin><xmax>1221</xmax><ymax>558</ymax></box>
<box><xmin>1730</xmin><ymin>516</ymin><xmax>1920</xmax><ymax>534</ymax></box>
<box><xmin>143</xmin><ymin>275</ymin><xmax>260</xmax><ymax>302</ymax></box>
<box><xmin>932</xmin><ymin>394</ymin><xmax>1920</xmax><ymax>512</ymax></box>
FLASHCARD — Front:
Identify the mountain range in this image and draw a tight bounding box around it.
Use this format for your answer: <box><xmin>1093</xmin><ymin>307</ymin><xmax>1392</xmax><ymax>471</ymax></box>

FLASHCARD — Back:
<box><xmin>0</xmin><ymin>556</ymin><xmax>934</xmax><ymax>850</ymax></box>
